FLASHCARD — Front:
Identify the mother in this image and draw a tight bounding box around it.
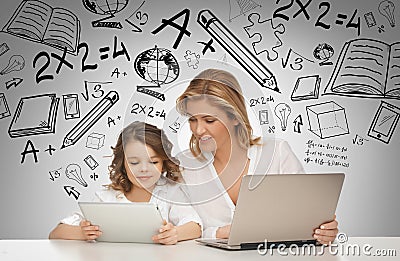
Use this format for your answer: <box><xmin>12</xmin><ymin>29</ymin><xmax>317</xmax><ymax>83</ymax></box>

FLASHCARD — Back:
<box><xmin>175</xmin><ymin>68</ymin><xmax>338</xmax><ymax>244</ymax></box>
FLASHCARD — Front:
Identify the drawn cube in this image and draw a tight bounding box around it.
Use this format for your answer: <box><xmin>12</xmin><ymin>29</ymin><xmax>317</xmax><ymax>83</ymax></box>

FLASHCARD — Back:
<box><xmin>86</xmin><ymin>132</ymin><xmax>105</xmax><ymax>149</ymax></box>
<box><xmin>306</xmin><ymin>101</ymin><xmax>349</xmax><ymax>139</ymax></box>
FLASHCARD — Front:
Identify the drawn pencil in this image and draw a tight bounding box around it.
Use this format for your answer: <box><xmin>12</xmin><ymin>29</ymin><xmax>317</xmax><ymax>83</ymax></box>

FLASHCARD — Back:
<box><xmin>197</xmin><ymin>9</ymin><xmax>279</xmax><ymax>93</ymax></box>
<box><xmin>61</xmin><ymin>90</ymin><xmax>119</xmax><ymax>149</ymax></box>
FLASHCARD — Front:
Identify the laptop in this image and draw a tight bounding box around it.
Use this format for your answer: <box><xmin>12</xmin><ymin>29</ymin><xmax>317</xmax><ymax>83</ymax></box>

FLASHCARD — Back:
<box><xmin>196</xmin><ymin>173</ymin><xmax>345</xmax><ymax>250</ymax></box>
<box><xmin>78</xmin><ymin>202</ymin><xmax>164</xmax><ymax>243</ymax></box>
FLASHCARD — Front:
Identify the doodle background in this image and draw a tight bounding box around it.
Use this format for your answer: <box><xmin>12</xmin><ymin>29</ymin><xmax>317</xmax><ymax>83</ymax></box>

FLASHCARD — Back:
<box><xmin>0</xmin><ymin>0</ymin><xmax>399</xmax><ymax>239</ymax></box>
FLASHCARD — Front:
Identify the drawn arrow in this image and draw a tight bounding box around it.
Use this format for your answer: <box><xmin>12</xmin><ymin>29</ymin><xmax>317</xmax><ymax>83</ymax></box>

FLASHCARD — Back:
<box><xmin>293</xmin><ymin>114</ymin><xmax>303</xmax><ymax>133</ymax></box>
<box><xmin>63</xmin><ymin>185</ymin><xmax>80</xmax><ymax>200</ymax></box>
<box><xmin>5</xmin><ymin>78</ymin><xmax>23</xmax><ymax>89</ymax></box>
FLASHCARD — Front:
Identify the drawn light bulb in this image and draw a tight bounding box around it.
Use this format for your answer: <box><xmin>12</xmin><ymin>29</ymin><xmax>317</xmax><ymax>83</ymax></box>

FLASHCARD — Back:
<box><xmin>65</xmin><ymin>163</ymin><xmax>87</xmax><ymax>187</ymax></box>
<box><xmin>0</xmin><ymin>55</ymin><xmax>25</xmax><ymax>75</ymax></box>
<box><xmin>274</xmin><ymin>103</ymin><xmax>291</xmax><ymax>131</ymax></box>
<box><xmin>379</xmin><ymin>0</ymin><xmax>396</xmax><ymax>27</ymax></box>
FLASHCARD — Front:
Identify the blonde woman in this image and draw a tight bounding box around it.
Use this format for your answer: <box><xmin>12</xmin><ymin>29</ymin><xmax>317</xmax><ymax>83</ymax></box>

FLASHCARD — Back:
<box><xmin>176</xmin><ymin>69</ymin><xmax>338</xmax><ymax>244</ymax></box>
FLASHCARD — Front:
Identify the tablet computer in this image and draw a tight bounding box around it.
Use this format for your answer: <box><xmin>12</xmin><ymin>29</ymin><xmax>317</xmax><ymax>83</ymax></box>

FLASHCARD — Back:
<box><xmin>78</xmin><ymin>202</ymin><xmax>163</xmax><ymax>243</ymax></box>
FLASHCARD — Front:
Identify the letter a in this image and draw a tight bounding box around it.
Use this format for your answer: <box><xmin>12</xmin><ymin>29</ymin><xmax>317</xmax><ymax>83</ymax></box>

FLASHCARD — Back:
<box><xmin>21</xmin><ymin>140</ymin><xmax>40</xmax><ymax>164</ymax></box>
<box><xmin>107</xmin><ymin>116</ymin><xmax>116</xmax><ymax>127</ymax></box>
<box><xmin>151</xmin><ymin>9</ymin><xmax>191</xmax><ymax>49</ymax></box>
<box><xmin>111</xmin><ymin>67</ymin><xmax>120</xmax><ymax>78</ymax></box>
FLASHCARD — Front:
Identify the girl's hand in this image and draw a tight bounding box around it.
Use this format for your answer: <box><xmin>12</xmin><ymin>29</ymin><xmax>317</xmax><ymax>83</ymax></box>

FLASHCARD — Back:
<box><xmin>313</xmin><ymin>215</ymin><xmax>339</xmax><ymax>245</ymax></box>
<box><xmin>79</xmin><ymin>220</ymin><xmax>102</xmax><ymax>241</ymax></box>
<box><xmin>152</xmin><ymin>220</ymin><xmax>178</xmax><ymax>245</ymax></box>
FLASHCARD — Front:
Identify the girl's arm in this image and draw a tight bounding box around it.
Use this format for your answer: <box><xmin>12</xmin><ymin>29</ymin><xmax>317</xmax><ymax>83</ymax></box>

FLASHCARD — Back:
<box><xmin>176</xmin><ymin>221</ymin><xmax>201</xmax><ymax>241</ymax></box>
<box><xmin>152</xmin><ymin>220</ymin><xmax>201</xmax><ymax>245</ymax></box>
<box><xmin>49</xmin><ymin>220</ymin><xmax>102</xmax><ymax>241</ymax></box>
<box><xmin>49</xmin><ymin>223</ymin><xmax>85</xmax><ymax>240</ymax></box>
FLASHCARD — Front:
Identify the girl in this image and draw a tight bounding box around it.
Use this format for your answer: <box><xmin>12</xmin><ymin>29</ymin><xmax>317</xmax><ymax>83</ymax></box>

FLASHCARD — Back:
<box><xmin>176</xmin><ymin>68</ymin><xmax>338</xmax><ymax>244</ymax></box>
<box><xmin>49</xmin><ymin>121</ymin><xmax>202</xmax><ymax>245</ymax></box>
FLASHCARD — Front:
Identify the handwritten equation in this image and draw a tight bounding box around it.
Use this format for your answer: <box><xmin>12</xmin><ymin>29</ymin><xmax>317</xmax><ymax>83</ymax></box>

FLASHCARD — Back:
<box><xmin>130</xmin><ymin>102</ymin><xmax>166</xmax><ymax>119</ymax></box>
<box><xmin>304</xmin><ymin>139</ymin><xmax>350</xmax><ymax>168</ymax></box>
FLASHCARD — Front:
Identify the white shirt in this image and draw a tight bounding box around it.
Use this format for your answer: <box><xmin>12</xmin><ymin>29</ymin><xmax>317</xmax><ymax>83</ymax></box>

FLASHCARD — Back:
<box><xmin>60</xmin><ymin>176</ymin><xmax>202</xmax><ymax>228</ymax></box>
<box><xmin>179</xmin><ymin>139</ymin><xmax>305</xmax><ymax>238</ymax></box>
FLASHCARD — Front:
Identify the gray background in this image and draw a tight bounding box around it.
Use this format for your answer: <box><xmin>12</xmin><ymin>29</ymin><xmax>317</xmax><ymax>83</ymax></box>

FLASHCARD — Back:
<box><xmin>0</xmin><ymin>0</ymin><xmax>399</xmax><ymax>239</ymax></box>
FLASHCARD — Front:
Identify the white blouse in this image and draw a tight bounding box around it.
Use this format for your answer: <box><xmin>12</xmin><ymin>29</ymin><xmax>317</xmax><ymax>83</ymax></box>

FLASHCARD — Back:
<box><xmin>179</xmin><ymin>139</ymin><xmax>305</xmax><ymax>239</ymax></box>
<box><xmin>60</xmin><ymin>176</ymin><xmax>202</xmax><ymax>228</ymax></box>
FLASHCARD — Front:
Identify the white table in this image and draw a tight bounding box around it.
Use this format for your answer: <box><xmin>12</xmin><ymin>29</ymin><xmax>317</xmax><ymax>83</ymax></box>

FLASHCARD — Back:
<box><xmin>0</xmin><ymin>237</ymin><xmax>398</xmax><ymax>261</ymax></box>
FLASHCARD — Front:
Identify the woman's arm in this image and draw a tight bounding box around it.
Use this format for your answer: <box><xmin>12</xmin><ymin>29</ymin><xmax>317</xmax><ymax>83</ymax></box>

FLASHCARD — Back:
<box><xmin>314</xmin><ymin>215</ymin><xmax>339</xmax><ymax>245</ymax></box>
<box><xmin>216</xmin><ymin>224</ymin><xmax>231</xmax><ymax>239</ymax></box>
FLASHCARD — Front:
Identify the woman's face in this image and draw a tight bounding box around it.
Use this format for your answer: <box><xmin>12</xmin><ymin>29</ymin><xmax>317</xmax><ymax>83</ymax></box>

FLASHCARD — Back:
<box><xmin>124</xmin><ymin>141</ymin><xmax>163</xmax><ymax>191</ymax></box>
<box><xmin>185</xmin><ymin>98</ymin><xmax>238</xmax><ymax>153</ymax></box>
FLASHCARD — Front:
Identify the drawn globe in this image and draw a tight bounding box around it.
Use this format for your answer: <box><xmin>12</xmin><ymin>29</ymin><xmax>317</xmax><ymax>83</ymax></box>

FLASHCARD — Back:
<box><xmin>134</xmin><ymin>46</ymin><xmax>180</xmax><ymax>86</ymax></box>
<box><xmin>313</xmin><ymin>43</ymin><xmax>334</xmax><ymax>60</ymax></box>
<box><xmin>82</xmin><ymin>0</ymin><xmax>128</xmax><ymax>15</ymax></box>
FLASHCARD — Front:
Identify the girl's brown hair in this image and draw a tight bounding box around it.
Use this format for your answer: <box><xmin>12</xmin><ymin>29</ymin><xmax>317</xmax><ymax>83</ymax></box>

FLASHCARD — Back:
<box><xmin>107</xmin><ymin>121</ymin><xmax>181</xmax><ymax>193</ymax></box>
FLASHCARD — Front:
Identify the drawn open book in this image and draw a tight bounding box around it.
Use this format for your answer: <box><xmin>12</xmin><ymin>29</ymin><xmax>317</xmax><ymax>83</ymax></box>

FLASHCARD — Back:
<box><xmin>323</xmin><ymin>38</ymin><xmax>400</xmax><ymax>100</ymax></box>
<box><xmin>2</xmin><ymin>0</ymin><xmax>80</xmax><ymax>55</ymax></box>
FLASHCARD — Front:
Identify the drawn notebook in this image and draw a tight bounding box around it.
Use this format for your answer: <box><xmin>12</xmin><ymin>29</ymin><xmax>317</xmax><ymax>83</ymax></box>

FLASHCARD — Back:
<box><xmin>8</xmin><ymin>93</ymin><xmax>59</xmax><ymax>138</ymax></box>
<box><xmin>324</xmin><ymin>38</ymin><xmax>400</xmax><ymax>100</ymax></box>
<box><xmin>2</xmin><ymin>0</ymin><xmax>80</xmax><ymax>55</ymax></box>
<box><xmin>291</xmin><ymin>75</ymin><xmax>321</xmax><ymax>101</ymax></box>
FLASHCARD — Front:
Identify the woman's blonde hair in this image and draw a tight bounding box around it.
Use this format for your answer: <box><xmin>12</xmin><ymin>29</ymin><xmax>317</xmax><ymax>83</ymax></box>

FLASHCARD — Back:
<box><xmin>107</xmin><ymin>121</ymin><xmax>181</xmax><ymax>193</ymax></box>
<box><xmin>176</xmin><ymin>68</ymin><xmax>260</xmax><ymax>157</ymax></box>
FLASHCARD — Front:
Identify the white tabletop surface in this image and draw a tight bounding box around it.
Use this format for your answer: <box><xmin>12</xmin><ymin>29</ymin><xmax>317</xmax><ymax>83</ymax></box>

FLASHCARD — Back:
<box><xmin>0</xmin><ymin>237</ymin><xmax>399</xmax><ymax>261</ymax></box>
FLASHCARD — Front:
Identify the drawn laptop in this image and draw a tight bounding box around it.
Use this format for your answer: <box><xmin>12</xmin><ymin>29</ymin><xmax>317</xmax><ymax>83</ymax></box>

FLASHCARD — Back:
<box><xmin>196</xmin><ymin>173</ymin><xmax>345</xmax><ymax>250</ymax></box>
<box><xmin>78</xmin><ymin>202</ymin><xmax>163</xmax><ymax>243</ymax></box>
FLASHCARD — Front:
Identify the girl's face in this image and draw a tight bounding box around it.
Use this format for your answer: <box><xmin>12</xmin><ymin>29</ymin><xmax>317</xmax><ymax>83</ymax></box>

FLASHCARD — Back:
<box><xmin>124</xmin><ymin>141</ymin><xmax>163</xmax><ymax>191</ymax></box>
<box><xmin>186</xmin><ymin>98</ymin><xmax>239</xmax><ymax>153</ymax></box>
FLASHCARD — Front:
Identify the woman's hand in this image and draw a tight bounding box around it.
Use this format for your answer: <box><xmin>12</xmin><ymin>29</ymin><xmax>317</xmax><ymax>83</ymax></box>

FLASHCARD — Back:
<box><xmin>216</xmin><ymin>224</ymin><xmax>231</xmax><ymax>239</ymax></box>
<box><xmin>152</xmin><ymin>220</ymin><xmax>178</xmax><ymax>245</ymax></box>
<box><xmin>313</xmin><ymin>215</ymin><xmax>339</xmax><ymax>245</ymax></box>
<box><xmin>79</xmin><ymin>220</ymin><xmax>102</xmax><ymax>241</ymax></box>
